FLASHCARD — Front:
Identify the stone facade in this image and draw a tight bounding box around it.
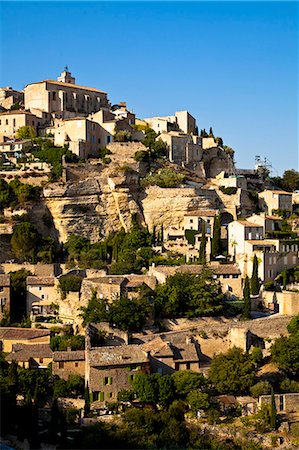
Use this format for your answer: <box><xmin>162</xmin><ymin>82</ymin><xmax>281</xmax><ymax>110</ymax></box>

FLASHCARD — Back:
<box><xmin>53</xmin><ymin>350</ymin><xmax>85</xmax><ymax>380</ymax></box>
<box><xmin>258</xmin><ymin>190</ymin><xmax>293</xmax><ymax>215</ymax></box>
<box><xmin>0</xmin><ymin>274</ymin><xmax>10</xmax><ymax>321</ymax></box>
<box><xmin>0</xmin><ymin>327</ymin><xmax>50</xmax><ymax>353</ymax></box>
<box><xmin>0</xmin><ymin>110</ymin><xmax>40</xmax><ymax>138</ymax></box>
<box><xmin>24</xmin><ymin>71</ymin><xmax>108</xmax><ymax>117</ymax></box>
<box><xmin>259</xmin><ymin>393</ymin><xmax>299</xmax><ymax>413</ymax></box>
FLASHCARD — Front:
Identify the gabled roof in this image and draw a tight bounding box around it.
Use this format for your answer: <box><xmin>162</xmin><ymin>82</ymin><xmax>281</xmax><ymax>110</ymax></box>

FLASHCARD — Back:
<box><xmin>27</xmin><ymin>276</ymin><xmax>55</xmax><ymax>286</ymax></box>
<box><xmin>26</xmin><ymin>80</ymin><xmax>106</xmax><ymax>94</ymax></box>
<box><xmin>0</xmin><ymin>327</ymin><xmax>50</xmax><ymax>340</ymax></box>
<box><xmin>53</xmin><ymin>350</ymin><xmax>85</xmax><ymax>362</ymax></box>
<box><xmin>6</xmin><ymin>343</ymin><xmax>53</xmax><ymax>362</ymax></box>
<box><xmin>89</xmin><ymin>345</ymin><xmax>148</xmax><ymax>367</ymax></box>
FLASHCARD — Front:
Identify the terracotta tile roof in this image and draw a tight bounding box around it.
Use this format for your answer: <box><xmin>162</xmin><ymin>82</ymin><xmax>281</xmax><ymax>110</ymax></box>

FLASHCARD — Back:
<box><xmin>6</xmin><ymin>343</ymin><xmax>53</xmax><ymax>362</ymax></box>
<box><xmin>0</xmin><ymin>327</ymin><xmax>50</xmax><ymax>340</ymax></box>
<box><xmin>236</xmin><ymin>221</ymin><xmax>263</xmax><ymax>227</ymax></box>
<box><xmin>246</xmin><ymin>240</ymin><xmax>276</xmax><ymax>246</ymax></box>
<box><xmin>141</xmin><ymin>336</ymin><xmax>200</xmax><ymax>362</ymax></box>
<box><xmin>26</xmin><ymin>276</ymin><xmax>55</xmax><ymax>286</ymax></box>
<box><xmin>178</xmin><ymin>264</ymin><xmax>241</xmax><ymax>276</ymax></box>
<box><xmin>54</xmin><ymin>350</ymin><xmax>85</xmax><ymax>362</ymax></box>
<box><xmin>27</xmin><ymin>80</ymin><xmax>106</xmax><ymax>94</ymax></box>
<box><xmin>126</xmin><ymin>280</ymin><xmax>146</xmax><ymax>288</ymax></box>
<box><xmin>140</xmin><ymin>337</ymin><xmax>166</xmax><ymax>354</ymax></box>
<box><xmin>89</xmin><ymin>345</ymin><xmax>148</xmax><ymax>367</ymax></box>
<box><xmin>261</xmin><ymin>190</ymin><xmax>292</xmax><ymax>195</ymax></box>
<box><xmin>0</xmin><ymin>275</ymin><xmax>10</xmax><ymax>286</ymax></box>
<box><xmin>0</xmin><ymin>110</ymin><xmax>35</xmax><ymax>116</ymax></box>
<box><xmin>87</xmin><ymin>276</ymin><xmax>127</xmax><ymax>285</ymax></box>
<box><xmin>236</xmin><ymin>396</ymin><xmax>257</xmax><ymax>405</ymax></box>
<box><xmin>216</xmin><ymin>395</ymin><xmax>237</xmax><ymax>405</ymax></box>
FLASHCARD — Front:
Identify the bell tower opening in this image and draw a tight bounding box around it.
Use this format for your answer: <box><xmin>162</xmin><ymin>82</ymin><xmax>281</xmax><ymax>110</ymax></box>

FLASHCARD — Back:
<box><xmin>57</xmin><ymin>66</ymin><xmax>76</xmax><ymax>84</ymax></box>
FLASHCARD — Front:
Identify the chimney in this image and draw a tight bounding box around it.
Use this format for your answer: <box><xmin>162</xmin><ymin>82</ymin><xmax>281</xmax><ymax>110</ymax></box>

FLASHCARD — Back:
<box><xmin>67</xmin><ymin>346</ymin><xmax>72</xmax><ymax>352</ymax></box>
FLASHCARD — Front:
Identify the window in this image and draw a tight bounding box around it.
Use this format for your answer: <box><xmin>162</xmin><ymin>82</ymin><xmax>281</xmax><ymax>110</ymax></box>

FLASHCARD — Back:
<box><xmin>106</xmin><ymin>136</ymin><xmax>111</xmax><ymax>144</ymax></box>
<box><xmin>284</xmin><ymin>256</ymin><xmax>288</xmax><ymax>265</ymax></box>
<box><xmin>13</xmin><ymin>119</ymin><xmax>16</xmax><ymax>127</ymax></box>
<box><xmin>98</xmin><ymin>138</ymin><xmax>101</xmax><ymax>144</ymax></box>
<box><xmin>75</xmin><ymin>362</ymin><xmax>79</xmax><ymax>367</ymax></box>
<box><xmin>52</xmin><ymin>92</ymin><xmax>56</xmax><ymax>100</ymax></box>
<box><xmin>232</xmin><ymin>274</ymin><xmax>239</xmax><ymax>279</ymax></box>
<box><xmin>103</xmin><ymin>376</ymin><xmax>113</xmax><ymax>385</ymax></box>
<box><xmin>107</xmin><ymin>392</ymin><xmax>113</xmax><ymax>399</ymax></box>
<box><xmin>0</xmin><ymin>287</ymin><xmax>3</xmax><ymax>292</ymax></box>
<box><xmin>99</xmin><ymin>392</ymin><xmax>104</xmax><ymax>401</ymax></box>
<box><xmin>190</xmin><ymin>219</ymin><xmax>193</xmax><ymax>223</ymax></box>
<box><xmin>59</xmin><ymin>362</ymin><xmax>64</xmax><ymax>369</ymax></box>
<box><xmin>5</xmin><ymin>119</ymin><xmax>8</xmax><ymax>125</ymax></box>
<box><xmin>93</xmin><ymin>391</ymin><xmax>99</xmax><ymax>401</ymax></box>
<box><xmin>279</xmin><ymin>395</ymin><xmax>284</xmax><ymax>412</ymax></box>
<box><xmin>39</xmin><ymin>358</ymin><xmax>43</xmax><ymax>363</ymax></box>
<box><xmin>41</xmin><ymin>294</ymin><xmax>45</xmax><ymax>299</ymax></box>
<box><xmin>186</xmin><ymin>362</ymin><xmax>190</xmax><ymax>370</ymax></box>
<box><xmin>223</xmin><ymin>274</ymin><xmax>230</xmax><ymax>278</ymax></box>
<box><xmin>39</xmin><ymin>287</ymin><xmax>42</xmax><ymax>291</ymax></box>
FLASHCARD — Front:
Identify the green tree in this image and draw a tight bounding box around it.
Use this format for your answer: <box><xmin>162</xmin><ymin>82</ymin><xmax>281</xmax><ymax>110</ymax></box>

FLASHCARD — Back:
<box><xmin>209</xmin><ymin>347</ymin><xmax>256</xmax><ymax>395</ymax></box>
<box><xmin>11</xmin><ymin>222</ymin><xmax>40</xmax><ymax>262</ymax></box>
<box><xmin>79</xmin><ymin>290</ymin><xmax>108</xmax><ymax>326</ymax></box>
<box><xmin>250</xmin><ymin>381</ymin><xmax>272</xmax><ymax>398</ymax></box>
<box><xmin>158</xmin><ymin>375</ymin><xmax>175</xmax><ymax>407</ymax></box>
<box><xmin>59</xmin><ymin>274</ymin><xmax>83</xmax><ymax>297</ymax></box>
<box><xmin>282</xmin><ymin>169</ymin><xmax>299</xmax><ymax>192</ymax></box>
<box><xmin>242</xmin><ymin>276</ymin><xmax>251</xmax><ymax>319</ymax></box>
<box><xmin>270</xmin><ymin>387</ymin><xmax>277</xmax><ymax>430</ymax></box>
<box><xmin>187</xmin><ymin>390</ymin><xmax>211</xmax><ymax>414</ymax></box>
<box><xmin>132</xmin><ymin>373</ymin><xmax>160</xmax><ymax>405</ymax></box>
<box><xmin>208</xmin><ymin>127</ymin><xmax>214</xmax><ymax>138</ymax></box>
<box><xmin>251</xmin><ymin>254</ymin><xmax>260</xmax><ymax>295</ymax></box>
<box><xmin>287</xmin><ymin>314</ymin><xmax>299</xmax><ymax>334</ymax></box>
<box><xmin>84</xmin><ymin>383</ymin><xmax>90</xmax><ymax>417</ymax></box>
<box><xmin>172</xmin><ymin>370</ymin><xmax>207</xmax><ymax>398</ymax></box>
<box><xmin>271</xmin><ymin>332</ymin><xmax>299</xmax><ymax>376</ymax></box>
<box><xmin>211</xmin><ymin>214</ymin><xmax>221</xmax><ymax>259</ymax></box>
<box><xmin>154</xmin><ymin>270</ymin><xmax>224</xmax><ymax>319</ymax></box>
<box><xmin>198</xmin><ymin>222</ymin><xmax>207</xmax><ymax>264</ymax></box>
<box><xmin>108</xmin><ymin>295</ymin><xmax>149</xmax><ymax>332</ymax></box>
<box><xmin>16</xmin><ymin>125</ymin><xmax>36</xmax><ymax>140</ymax></box>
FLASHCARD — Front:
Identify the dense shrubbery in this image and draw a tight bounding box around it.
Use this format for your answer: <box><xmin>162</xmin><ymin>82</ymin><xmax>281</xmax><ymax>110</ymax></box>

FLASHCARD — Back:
<box><xmin>154</xmin><ymin>270</ymin><xmax>225</xmax><ymax>319</ymax></box>
<box><xmin>114</xmin><ymin>130</ymin><xmax>132</xmax><ymax>142</ymax></box>
<box><xmin>80</xmin><ymin>289</ymin><xmax>151</xmax><ymax>332</ymax></box>
<box><xmin>50</xmin><ymin>334</ymin><xmax>85</xmax><ymax>351</ymax></box>
<box><xmin>64</xmin><ymin>216</ymin><xmax>156</xmax><ymax>273</ymax></box>
<box><xmin>141</xmin><ymin>127</ymin><xmax>168</xmax><ymax>160</ymax></box>
<box><xmin>10</xmin><ymin>220</ymin><xmax>58</xmax><ymax>263</ymax></box>
<box><xmin>219</xmin><ymin>186</ymin><xmax>238</xmax><ymax>195</ymax></box>
<box><xmin>140</xmin><ymin>168</ymin><xmax>185</xmax><ymax>188</ymax></box>
<box><xmin>0</xmin><ymin>178</ymin><xmax>41</xmax><ymax>211</ymax></box>
<box><xmin>59</xmin><ymin>274</ymin><xmax>83</xmax><ymax>297</ymax></box>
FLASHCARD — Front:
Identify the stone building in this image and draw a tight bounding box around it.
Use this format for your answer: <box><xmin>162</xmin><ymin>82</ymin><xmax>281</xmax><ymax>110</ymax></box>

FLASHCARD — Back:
<box><xmin>26</xmin><ymin>276</ymin><xmax>58</xmax><ymax>315</ymax></box>
<box><xmin>6</xmin><ymin>343</ymin><xmax>53</xmax><ymax>369</ymax></box>
<box><xmin>0</xmin><ymin>327</ymin><xmax>50</xmax><ymax>352</ymax></box>
<box><xmin>24</xmin><ymin>69</ymin><xmax>109</xmax><ymax>118</ymax></box>
<box><xmin>53</xmin><ymin>350</ymin><xmax>86</xmax><ymax>380</ymax></box>
<box><xmin>86</xmin><ymin>344</ymin><xmax>150</xmax><ymax>404</ymax></box>
<box><xmin>0</xmin><ymin>110</ymin><xmax>40</xmax><ymax>138</ymax></box>
<box><xmin>0</xmin><ymin>87</ymin><xmax>24</xmax><ymax>109</ymax></box>
<box><xmin>259</xmin><ymin>393</ymin><xmax>299</xmax><ymax>414</ymax></box>
<box><xmin>159</xmin><ymin>131</ymin><xmax>202</xmax><ymax>165</ymax></box>
<box><xmin>141</xmin><ymin>335</ymin><xmax>201</xmax><ymax>374</ymax></box>
<box><xmin>0</xmin><ymin>274</ymin><xmax>10</xmax><ymax>321</ymax></box>
<box><xmin>258</xmin><ymin>190</ymin><xmax>293</xmax><ymax>215</ymax></box>
<box><xmin>143</xmin><ymin>110</ymin><xmax>196</xmax><ymax>135</ymax></box>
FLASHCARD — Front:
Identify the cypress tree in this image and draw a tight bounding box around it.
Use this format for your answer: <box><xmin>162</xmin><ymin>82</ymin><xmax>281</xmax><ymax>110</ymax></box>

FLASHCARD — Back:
<box><xmin>211</xmin><ymin>214</ymin><xmax>221</xmax><ymax>259</ymax></box>
<box><xmin>84</xmin><ymin>383</ymin><xmax>90</xmax><ymax>417</ymax></box>
<box><xmin>270</xmin><ymin>387</ymin><xmax>277</xmax><ymax>430</ymax></box>
<box><xmin>282</xmin><ymin>270</ymin><xmax>288</xmax><ymax>290</ymax></box>
<box><xmin>251</xmin><ymin>254</ymin><xmax>260</xmax><ymax>295</ymax></box>
<box><xmin>152</xmin><ymin>225</ymin><xmax>156</xmax><ymax>246</ymax></box>
<box><xmin>243</xmin><ymin>276</ymin><xmax>251</xmax><ymax>319</ymax></box>
<box><xmin>208</xmin><ymin>127</ymin><xmax>214</xmax><ymax>138</ymax></box>
<box><xmin>199</xmin><ymin>222</ymin><xmax>207</xmax><ymax>264</ymax></box>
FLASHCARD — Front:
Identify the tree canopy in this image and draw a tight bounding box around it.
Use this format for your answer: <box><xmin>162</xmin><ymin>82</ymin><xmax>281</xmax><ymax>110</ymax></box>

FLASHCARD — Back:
<box><xmin>209</xmin><ymin>347</ymin><xmax>256</xmax><ymax>395</ymax></box>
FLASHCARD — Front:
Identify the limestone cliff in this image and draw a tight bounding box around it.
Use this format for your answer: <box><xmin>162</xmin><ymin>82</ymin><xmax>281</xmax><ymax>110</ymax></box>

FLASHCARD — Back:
<box><xmin>42</xmin><ymin>160</ymin><xmax>220</xmax><ymax>243</ymax></box>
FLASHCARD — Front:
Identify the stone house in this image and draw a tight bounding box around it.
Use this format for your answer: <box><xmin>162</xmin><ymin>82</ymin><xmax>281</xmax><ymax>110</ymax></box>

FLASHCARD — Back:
<box><xmin>0</xmin><ymin>110</ymin><xmax>41</xmax><ymax>138</ymax></box>
<box><xmin>143</xmin><ymin>111</ymin><xmax>196</xmax><ymax>135</ymax></box>
<box><xmin>258</xmin><ymin>190</ymin><xmax>293</xmax><ymax>215</ymax></box>
<box><xmin>26</xmin><ymin>276</ymin><xmax>58</xmax><ymax>315</ymax></box>
<box><xmin>24</xmin><ymin>70</ymin><xmax>109</xmax><ymax>118</ymax></box>
<box><xmin>247</xmin><ymin>213</ymin><xmax>282</xmax><ymax>237</ymax></box>
<box><xmin>0</xmin><ymin>87</ymin><xmax>24</xmax><ymax>109</ymax></box>
<box><xmin>6</xmin><ymin>343</ymin><xmax>53</xmax><ymax>369</ymax></box>
<box><xmin>0</xmin><ymin>274</ymin><xmax>10</xmax><ymax>321</ymax></box>
<box><xmin>236</xmin><ymin>396</ymin><xmax>258</xmax><ymax>416</ymax></box>
<box><xmin>148</xmin><ymin>263</ymin><xmax>242</xmax><ymax>298</ymax></box>
<box><xmin>0</xmin><ymin>327</ymin><xmax>50</xmax><ymax>352</ymax></box>
<box><xmin>86</xmin><ymin>344</ymin><xmax>150</xmax><ymax>404</ymax></box>
<box><xmin>141</xmin><ymin>335</ymin><xmax>201</xmax><ymax>374</ymax></box>
<box><xmin>53</xmin><ymin>350</ymin><xmax>86</xmax><ymax>380</ymax></box>
<box><xmin>159</xmin><ymin>131</ymin><xmax>202</xmax><ymax>165</ymax></box>
<box><xmin>228</xmin><ymin>220</ymin><xmax>264</xmax><ymax>257</ymax></box>
<box><xmin>259</xmin><ymin>393</ymin><xmax>299</xmax><ymax>413</ymax></box>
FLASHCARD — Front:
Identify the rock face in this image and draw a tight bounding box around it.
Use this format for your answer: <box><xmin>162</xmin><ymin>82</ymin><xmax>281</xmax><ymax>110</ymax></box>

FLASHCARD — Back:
<box><xmin>42</xmin><ymin>158</ymin><xmax>226</xmax><ymax>243</ymax></box>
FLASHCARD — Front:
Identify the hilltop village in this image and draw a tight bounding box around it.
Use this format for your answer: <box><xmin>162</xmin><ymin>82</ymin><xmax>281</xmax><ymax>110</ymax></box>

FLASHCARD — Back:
<box><xmin>1</xmin><ymin>70</ymin><xmax>299</xmax><ymax>450</ymax></box>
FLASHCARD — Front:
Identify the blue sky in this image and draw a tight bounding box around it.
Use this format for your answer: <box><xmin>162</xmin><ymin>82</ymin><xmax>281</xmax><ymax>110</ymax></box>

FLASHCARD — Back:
<box><xmin>0</xmin><ymin>1</ymin><xmax>297</xmax><ymax>174</ymax></box>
